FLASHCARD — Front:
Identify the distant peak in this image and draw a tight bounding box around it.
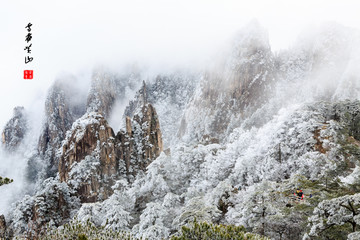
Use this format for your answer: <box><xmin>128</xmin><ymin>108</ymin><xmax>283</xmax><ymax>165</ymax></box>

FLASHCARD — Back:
<box><xmin>231</xmin><ymin>20</ymin><xmax>270</xmax><ymax>53</ymax></box>
<box><xmin>13</xmin><ymin>106</ymin><xmax>25</xmax><ymax>117</ymax></box>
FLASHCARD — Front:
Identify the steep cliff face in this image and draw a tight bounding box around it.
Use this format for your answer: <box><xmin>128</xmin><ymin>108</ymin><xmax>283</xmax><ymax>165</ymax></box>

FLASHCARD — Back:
<box><xmin>38</xmin><ymin>77</ymin><xmax>86</xmax><ymax>177</ymax></box>
<box><xmin>87</xmin><ymin>68</ymin><xmax>141</xmax><ymax>119</ymax></box>
<box><xmin>133</xmin><ymin>103</ymin><xmax>163</xmax><ymax>162</ymax></box>
<box><xmin>8</xmin><ymin>98</ymin><xmax>164</xmax><ymax>235</ymax></box>
<box><xmin>59</xmin><ymin>112</ymin><xmax>118</xmax><ymax>202</ymax></box>
<box><xmin>38</xmin><ymin>85</ymin><xmax>73</xmax><ymax>156</ymax></box>
<box><xmin>1</xmin><ymin>107</ymin><xmax>27</xmax><ymax>151</ymax></box>
<box><xmin>179</xmin><ymin>21</ymin><xmax>275</xmax><ymax>142</ymax></box>
<box><xmin>87</xmin><ymin>71</ymin><xmax>119</xmax><ymax>118</ymax></box>
<box><xmin>124</xmin><ymin>74</ymin><xmax>197</xmax><ymax>146</ymax></box>
<box><xmin>119</xmin><ymin>103</ymin><xmax>163</xmax><ymax>180</ymax></box>
<box><xmin>58</xmin><ymin>102</ymin><xmax>163</xmax><ymax>202</ymax></box>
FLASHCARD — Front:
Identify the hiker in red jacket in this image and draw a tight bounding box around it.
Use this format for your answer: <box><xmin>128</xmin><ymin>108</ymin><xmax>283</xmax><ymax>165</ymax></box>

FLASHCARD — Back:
<box><xmin>294</xmin><ymin>189</ymin><xmax>304</xmax><ymax>201</ymax></box>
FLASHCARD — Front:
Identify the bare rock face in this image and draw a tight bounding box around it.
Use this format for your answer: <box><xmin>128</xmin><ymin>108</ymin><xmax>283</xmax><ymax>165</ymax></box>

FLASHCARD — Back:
<box><xmin>133</xmin><ymin>103</ymin><xmax>163</xmax><ymax>164</ymax></box>
<box><xmin>59</xmin><ymin>114</ymin><xmax>117</xmax><ymax>181</ymax></box>
<box><xmin>59</xmin><ymin>112</ymin><xmax>117</xmax><ymax>202</ymax></box>
<box><xmin>58</xmin><ymin>103</ymin><xmax>163</xmax><ymax>202</ymax></box>
<box><xmin>119</xmin><ymin>103</ymin><xmax>163</xmax><ymax>181</ymax></box>
<box><xmin>0</xmin><ymin>215</ymin><xmax>6</xmax><ymax>239</ymax></box>
<box><xmin>1</xmin><ymin>107</ymin><xmax>27</xmax><ymax>151</ymax></box>
<box><xmin>37</xmin><ymin>76</ymin><xmax>87</xmax><ymax>178</ymax></box>
<box><xmin>38</xmin><ymin>83</ymin><xmax>75</xmax><ymax>177</ymax></box>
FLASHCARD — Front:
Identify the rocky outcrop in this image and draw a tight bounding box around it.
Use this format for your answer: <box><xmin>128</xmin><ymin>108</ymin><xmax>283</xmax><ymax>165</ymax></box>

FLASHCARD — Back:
<box><xmin>38</xmin><ymin>82</ymin><xmax>75</xmax><ymax>177</ymax></box>
<box><xmin>124</xmin><ymin>81</ymin><xmax>148</xmax><ymax>118</ymax></box>
<box><xmin>119</xmin><ymin>103</ymin><xmax>163</xmax><ymax>180</ymax></box>
<box><xmin>124</xmin><ymin>75</ymin><xmax>197</xmax><ymax>147</ymax></box>
<box><xmin>87</xmin><ymin>71</ymin><xmax>119</xmax><ymax>118</ymax></box>
<box><xmin>38</xmin><ymin>77</ymin><xmax>86</xmax><ymax>177</ymax></box>
<box><xmin>1</xmin><ymin>107</ymin><xmax>27</xmax><ymax>151</ymax></box>
<box><xmin>58</xmin><ymin>102</ymin><xmax>163</xmax><ymax>202</ymax></box>
<box><xmin>59</xmin><ymin>113</ymin><xmax>117</xmax><ymax>181</ymax></box>
<box><xmin>87</xmin><ymin>68</ymin><xmax>141</xmax><ymax>119</ymax></box>
<box><xmin>0</xmin><ymin>215</ymin><xmax>6</xmax><ymax>239</ymax></box>
<box><xmin>58</xmin><ymin>112</ymin><xmax>117</xmax><ymax>202</ymax></box>
<box><xmin>179</xmin><ymin>21</ymin><xmax>275</xmax><ymax>141</ymax></box>
<box><xmin>133</xmin><ymin>103</ymin><xmax>163</xmax><ymax>162</ymax></box>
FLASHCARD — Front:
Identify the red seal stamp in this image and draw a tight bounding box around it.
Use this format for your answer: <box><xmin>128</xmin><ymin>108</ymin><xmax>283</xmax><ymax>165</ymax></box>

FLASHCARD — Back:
<box><xmin>24</xmin><ymin>70</ymin><xmax>33</xmax><ymax>79</ymax></box>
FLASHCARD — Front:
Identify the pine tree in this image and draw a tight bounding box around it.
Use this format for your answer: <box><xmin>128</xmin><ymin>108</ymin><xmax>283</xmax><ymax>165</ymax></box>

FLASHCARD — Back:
<box><xmin>0</xmin><ymin>176</ymin><xmax>13</xmax><ymax>186</ymax></box>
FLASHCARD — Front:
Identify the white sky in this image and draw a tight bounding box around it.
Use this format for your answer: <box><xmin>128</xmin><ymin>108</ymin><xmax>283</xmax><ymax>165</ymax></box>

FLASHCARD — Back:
<box><xmin>0</xmin><ymin>0</ymin><xmax>360</xmax><ymax>129</ymax></box>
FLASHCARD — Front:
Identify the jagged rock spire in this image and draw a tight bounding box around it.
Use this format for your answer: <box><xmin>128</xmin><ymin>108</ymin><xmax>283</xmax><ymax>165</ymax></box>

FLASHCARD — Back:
<box><xmin>124</xmin><ymin>80</ymin><xmax>149</xmax><ymax>118</ymax></box>
<box><xmin>58</xmin><ymin>102</ymin><xmax>163</xmax><ymax>202</ymax></box>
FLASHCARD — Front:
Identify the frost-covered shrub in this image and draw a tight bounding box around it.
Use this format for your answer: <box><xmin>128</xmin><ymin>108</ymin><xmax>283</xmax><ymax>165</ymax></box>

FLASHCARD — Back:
<box><xmin>39</xmin><ymin>219</ymin><xmax>137</xmax><ymax>240</ymax></box>
<box><xmin>132</xmin><ymin>201</ymin><xmax>170</xmax><ymax>240</ymax></box>
<box><xmin>173</xmin><ymin>196</ymin><xmax>221</xmax><ymax>229</ymax></box>
<box><xmin>309</xmin><ymin>193</ymin><xmax>360</xmax><ymax>239</ymax></box>
<box><xmin>75</xmin><ymin>189</ymin><xmax>134</xmax><ymax>231</ymax></box>
<box><xmin>170</xmin><ymin>219</ymin><xmax>269</xmax><ymax>240</ymax></box>
<box><xmin>9</xmin><ymin>177</ymin><xmax>80</xmax><ymax>237</ymax></box>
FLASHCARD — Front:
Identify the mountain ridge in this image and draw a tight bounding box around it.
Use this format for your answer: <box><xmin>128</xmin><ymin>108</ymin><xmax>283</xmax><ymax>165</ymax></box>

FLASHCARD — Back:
<box><xmin>0</xmin><ymin>22</ymin><xmax>359</xmax><ymax>239</ymax></box>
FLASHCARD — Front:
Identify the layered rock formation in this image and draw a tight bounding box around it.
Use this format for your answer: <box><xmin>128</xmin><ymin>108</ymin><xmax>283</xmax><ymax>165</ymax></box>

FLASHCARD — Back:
<box><xmin>58</xmin><ymin>112</ymin><xmax>118</xmax><ymax>202</ymax></box>
<box><xmin>1</xmin><ymin>107</ymin><xmax>27</xmax><ymax>151</ymax></box>
<box><xmin>6</xmin><ymin>82</ymin><xmax>164</xmax><ymax>235</ymax></box>
<box><xmin>58</xmin><ymin>102</ymin><xmax>163</xmax><ymax>202</ymax></box>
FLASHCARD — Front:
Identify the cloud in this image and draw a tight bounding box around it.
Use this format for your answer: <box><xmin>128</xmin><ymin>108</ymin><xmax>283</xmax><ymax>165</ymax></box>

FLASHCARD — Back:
<box><xmin>0</xmin><ymin>0</ymin><xmax>360</xmax><ymax>128</ymax></box>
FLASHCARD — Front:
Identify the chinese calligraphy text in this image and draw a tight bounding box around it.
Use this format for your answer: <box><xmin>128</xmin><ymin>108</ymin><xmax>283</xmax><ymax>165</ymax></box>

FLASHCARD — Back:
<box><xmin>24</xmin><ymin>22</ymin><xmax>33</xmax><ymax>80</ymax></box>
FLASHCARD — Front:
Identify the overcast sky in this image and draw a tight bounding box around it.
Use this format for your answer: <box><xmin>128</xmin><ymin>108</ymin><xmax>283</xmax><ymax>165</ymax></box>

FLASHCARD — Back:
<box><xmin>0</xmin><ymin>0</ymin><xmax>360</xmax><ymax>129</ymax></box>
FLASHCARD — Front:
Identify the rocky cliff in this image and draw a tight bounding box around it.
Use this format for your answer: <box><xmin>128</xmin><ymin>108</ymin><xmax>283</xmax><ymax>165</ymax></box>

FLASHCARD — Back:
<box><xmin>179</xmin><ymin>21</ymin><xmax>275</xmax><ymax>142</ymax></box>
<box><xmin>6</xmin><ymin>83</ymin><xmax>164</xmax><ymax>236</ymax></box>
<box><xmin>1</xmin><ymin>107</ymin><xmax>27</xmax><ymax>151</ymax></box>
<box><xmin>38</xmin><ymin>77</ymin><xmax>86</xmax><ymax>177</ymax></box>
<box><xmin>58</xmin><ymin>101</ymin><xmax>163</xmax><ymax>202</ymax></box>
<box><xmin>124</xmin><ymin>74</ymin><xmax>197</xmax><ymax>146</ymax></box>
<box><xmin>58</xmin><ymin>112</ymin><xmax>117</xmax><ymax>202</ymax></box>
<box><xmin>87</xmin><ymin>67</ymin><xmax>141</xmax><ymax>119</ymax></box>
<box><xmin>120</xmin><ymin>102</ymin><xmax>163</xmax><ymax>180</ymax></box>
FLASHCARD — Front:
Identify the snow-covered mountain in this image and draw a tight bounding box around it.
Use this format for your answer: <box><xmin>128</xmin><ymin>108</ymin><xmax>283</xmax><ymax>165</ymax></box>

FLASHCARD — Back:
<box><xmin>1</xmin><ymin>22</ymin><xmax>360</xmax><ymax>239</ymax></box>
